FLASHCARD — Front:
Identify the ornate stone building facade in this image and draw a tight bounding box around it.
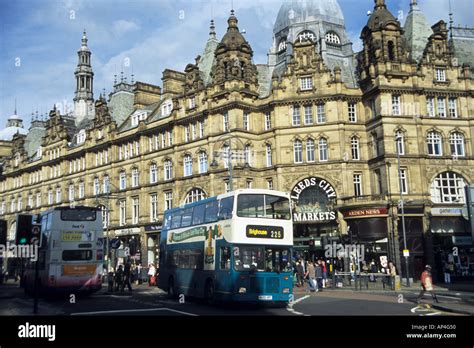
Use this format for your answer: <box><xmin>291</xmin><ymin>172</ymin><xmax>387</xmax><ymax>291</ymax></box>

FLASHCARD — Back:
<box><xmin>1</xmin><ymin>0</ymin><xmax>473</xmax><ymax>279</ymax></box>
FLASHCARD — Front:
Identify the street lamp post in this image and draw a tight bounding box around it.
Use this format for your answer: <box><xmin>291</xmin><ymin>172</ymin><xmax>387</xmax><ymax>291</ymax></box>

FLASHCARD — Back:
<box><xmin>396</xmin><ymin>135</ymin><xmax>410</xmax><ymax>287</ymax></box>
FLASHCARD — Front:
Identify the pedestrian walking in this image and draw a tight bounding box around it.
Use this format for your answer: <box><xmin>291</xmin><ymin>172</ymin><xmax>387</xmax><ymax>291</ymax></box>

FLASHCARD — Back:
<box><xmin>305</xmin><ymin>261</ymin><xmax>318</xmax><ymax>292</ymax></box>
<box><xmin>442</xmin><ymin>260</ymin><xmax>452</xmax><ymax>284</ymax></box>
<box><xmin>416</xmin><ymin>265</ymin><xmax>439</xmax><ymax>304</ymax></box>
<box><xmin>122</xmin><ymin>260</ymin><xmax>133</xmax><ymax>292</ymax></box>
<box><xmin>388</xmin><ymin>261</ymin><xmax>397</xmax><ymax>290</ymax></box>
<box><xmin>321</xmin><ymin>260</ymin><xmax>327</xmax><ymax>288</ymax></box>
<box><xmin>315</xmin><ymin>260</ymin><xmax>323</xmax><ymax>291</ymax></box>
<box><xmin>107</xmin><ymin>269</ymin><xmax>115</xmax><ymax>292</ymax></box>
<box><xmin>148</xmin><ymin>263</ymin><xmax>156</xmax><ymax>286</ymax></box>
<box><xmin>369</xmin><ymin>259</ymin><xmax>377</xmax><ymax>282</ymax></box>
<box><xmin>115</xmin><ymin>265</ymin><xmax>124</xmax><ymax>292</ymax></box>
<box><xmin>296</xmin><ymin>261</ymin><xmax>304</xmax><ymax>287</ymax></box>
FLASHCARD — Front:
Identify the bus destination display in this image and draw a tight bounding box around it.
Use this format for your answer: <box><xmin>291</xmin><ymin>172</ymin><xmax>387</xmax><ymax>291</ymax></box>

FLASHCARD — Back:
<box><xmin>246</xmin><ymin>225</ymin><xmax>284</xmax><ymax>239</ymax></box>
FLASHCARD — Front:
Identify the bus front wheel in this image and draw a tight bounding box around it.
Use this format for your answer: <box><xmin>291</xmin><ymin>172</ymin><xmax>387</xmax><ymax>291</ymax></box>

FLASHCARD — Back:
<box><xmin>167</xmin><ymin>277</ymin><xmax>177</xmax><ymax>299</ymax></box>
<box><xmin>205</xmin><ymin>280</ymin><xmax>215</xmax><ymax>305</ymax></box>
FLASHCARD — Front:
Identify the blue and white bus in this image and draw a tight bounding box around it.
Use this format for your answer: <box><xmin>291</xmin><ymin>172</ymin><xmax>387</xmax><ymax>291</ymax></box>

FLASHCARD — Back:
<box><xmin>158</xmin><ymin>189</ymin><xmax>293</xmax><ymax>304</ymax></box>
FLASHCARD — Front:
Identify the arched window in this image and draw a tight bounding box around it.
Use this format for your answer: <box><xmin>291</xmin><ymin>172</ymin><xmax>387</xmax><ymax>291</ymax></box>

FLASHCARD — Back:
<box><xmin>319</xmin><ymin>138</ymin><xmax>328</xmax><ymax>161</ymax></box>
<box><xmin>164</xmin><ymin>160</ymin><xmax>173</xmax><ymax>180</ymax></box>
<box><xmin>278</xmin><ymin>39</ymin><xmax>287</xmax><ymax>52</ymax></box>
<box><xmin>395</xmin><ymin>131</ymin><xmax>405</xmax><ymax>155</ymax></box>
<box><xmin>450</xmin><ymin>132</ymin><xmax>465</xmax><ymax>157</ymax></box>
<box><xmin>430</xmin><ymin>172</ymin><xmax>467</xmax><ymax>203</ymax></box>
<box><xmin>306</xmin><ymin>139</ymin><xmax>315</xmax><ymax>162</ymax></box>
<box><xmin>427</xmin><ymin>131</ymin><xmax>443</xmax><ymax>156</ymax></box>
<box><xmin>294</xmin><ymin>140</ymin><xmax>303</xmax><ymax>163</ymax></box>
<box><xmin>198</xmin><ymin>152</ymin><xmax>208</xmax><ymax>174</ymax></box>
<box><xmin>325</xmin><ymin>31</ymin><xmax>341</xmax><ymax>45</ymax></box>
<box><xmin>351</xmin><ymin>137</ymin><xmax>360</xmax><ymax>160</ymax></box>
<box><xmin>184</xmin><ymin>155</ymin><xmax>193</xmax><ymax>177</ymax></box>
<box><xmin>119</xmin><ymin>171</ymin><xmax>126</xmax><ymax>190</ymax></box>
<box><xmin>150</xmin><ymin>163</ymin><xmax>158</xmax><ymax>184</ymax></box>
<box><xmin>184</xmin><ymin>188</ymin><xmax>207</xmax><ymax>204</ymax></box>
<box><xmin>388</xmin><ymin>41</ymin><xmax>395</xmax><ymax>60</ymax></box>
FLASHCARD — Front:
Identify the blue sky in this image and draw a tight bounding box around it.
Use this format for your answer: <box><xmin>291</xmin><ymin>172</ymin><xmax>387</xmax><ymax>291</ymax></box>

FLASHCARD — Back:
<box><xmin>0</xmin><ymin>0</ymin><xmax>473</xmax><ymax>129</ymax></box>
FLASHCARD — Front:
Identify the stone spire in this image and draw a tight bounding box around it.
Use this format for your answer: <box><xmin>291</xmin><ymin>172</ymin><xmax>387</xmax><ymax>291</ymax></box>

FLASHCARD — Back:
<box><xmin>74</xmin><ymin>29</ymin><xmax>95</xmax><ymax>126</ymax></box>
<box><xmin>404</xmin><ymin>0</ymin><xmax>433</xmax><ymax>62</ymax></box>
<box><xmin>209</xmin><ymin>19</ymin><xmax>216</xmax><ymax>40</ymax></box>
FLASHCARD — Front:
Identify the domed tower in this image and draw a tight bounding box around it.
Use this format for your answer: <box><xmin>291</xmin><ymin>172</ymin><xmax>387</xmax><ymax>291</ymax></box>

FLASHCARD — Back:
<box><xmin>359</xmin><ymin>0</ymin><xmax>409</xmax><ymax>81</ymax></box>
<box><xmin>269</xmin><ymin>0</ymin><xmax>357</xmax><ymax>87</ymax></box>
<box><xmin>210</xmin><ymin>10</ymin><xmax>259</xmax><ymax>90</ymax></box>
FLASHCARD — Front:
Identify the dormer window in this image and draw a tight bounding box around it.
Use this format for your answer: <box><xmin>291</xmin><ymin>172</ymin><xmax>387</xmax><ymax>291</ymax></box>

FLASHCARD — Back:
<box><xmin>435</xmin><ymin>68</ymin><xmax>446</xmax><ymax>82</ymax></box>
<box><xmin>77</xmin><ymin>129</ymin><xmax>86</xmax><ymax>144</ymax></box>
<box><xmin>325</xmin><ymin>32</ymin><xmax>341</xmax><ymax>45</ymax></box>
<box><xmin>131</xmin><ymin>111</ymin><xmax>148</xmax><ymax>126</ymax></box>
<box><xmin>278</xmin><ymin>39</ymin><xmax>287</xmax><ymax>52</ymax></box>
<box><xmin>300</xmin><ymin>76</ymin><xmax>313</xmax><ymax>91</ymax></box>
<box><xmin>161</xmin><ymin>100</ymin><xmax>173</xmax><ymax>116</ymax></box>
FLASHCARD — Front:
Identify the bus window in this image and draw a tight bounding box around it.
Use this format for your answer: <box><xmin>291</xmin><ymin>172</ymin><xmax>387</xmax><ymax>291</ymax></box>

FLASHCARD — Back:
<box><xmin>163</xmin><ymin>214</ymin><xmax>172</xmax><ymax>229</ymax></box>
<box><xmin>181</xmin><ymin>208</ymin><xmax>193</xmax><ymax>228</ymax></box>
<box><xmin>62</xmin><ymin>250</ymin><xmax>92</xmax><ymax>261</ymax></box>
<box><xmin>204</xmin><ymin>201</ymin><xmax>218</xmax><ymax>223</ymax></box>
<box><xmin>192</xmin><ymin>204</ymin><xmax>205</xmax><ymax>225</ymax></box>
<box><xmin>264</xmin><ymin>248</ymin><xmax>292</xmax><ymax>273</ymax></box>
<box><xmin>41</xmin><ymin>214</ymin><xmax>48</xmax><ymax>232</ymax></box>
<box><xmin>189</xmin><ymin>249</ymin><xmax>203</xmax><ymax>270</ymax></box>
<box><xmin>234</xmin><ymin>246</ymin><xmax>264</xmax><ymax>272</ymax></box>
<box><xmin>178</xmin><ymin>250</ymin><xmax>189</xmax><ymax>268</ymax></box>
<box><xmin>265</xmin><ymin>195</ymin><xmax>291</xmax><ymax>220</ymax></box>
<box><xmin>61</xmin><ymin>208</ymin><xmax>97</xmax><ymax>221</ymax></box>
<box><xmin>218</xmin><ymin>197</ymin><xmax>234</xmax><ymax>220</ymax></box>
<box><xmin>171</xmin><ymin>214</ymin><xmax>182</xmax><ymax>229</ymax></box>
<box><xmin>219</xmin><ymin>247</ymin><xmax>231</xmax><ymax>270</ymax></box>
<box><xmin>237</xmin><ymin>194</ymin><xmax>264</xmax><ymax>218</ymax></box>
<box><xmin>46</xmin><ymin>213</ymin><xmax>53</xmax><ymax>230</ymax></box>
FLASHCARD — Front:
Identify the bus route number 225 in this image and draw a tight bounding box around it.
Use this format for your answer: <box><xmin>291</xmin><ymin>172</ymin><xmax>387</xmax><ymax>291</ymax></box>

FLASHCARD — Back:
<box><xmin>246</xmin><ymin>225</ymin><xmax>284</xmax><ymax>239</ymax></box>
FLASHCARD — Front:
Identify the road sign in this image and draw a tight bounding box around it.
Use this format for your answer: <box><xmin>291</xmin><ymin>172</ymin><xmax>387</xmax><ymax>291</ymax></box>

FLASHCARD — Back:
<box><xmin>110</xmin><ymin>238</ymin><xmax>121</xmax><ymax>249</ymax></box>
<box><xmin>403</xmin><ymin>249</ymin><xmax>410</xmax><ymax>257</ymax></box>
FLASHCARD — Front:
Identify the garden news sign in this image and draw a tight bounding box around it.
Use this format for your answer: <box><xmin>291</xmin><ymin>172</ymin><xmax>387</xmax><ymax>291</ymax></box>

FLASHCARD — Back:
<box><xmin>291</xmin><ymin>177</ymin><xmax>337</xmax><ymax>223</ymax></box>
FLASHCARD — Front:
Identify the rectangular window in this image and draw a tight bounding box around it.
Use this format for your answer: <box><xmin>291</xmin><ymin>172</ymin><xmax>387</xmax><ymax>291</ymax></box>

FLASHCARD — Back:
<box><xmin>132</xmin><ymin>197</ymin><xmax>139</xmax><ymax>224</ymax></box>
<box><xmin>265</xmin><ymin>112</ymin><xmax>271</xmax><ymax>131</ymax></box>
<box><xmin>448</xmin><ymin>98</ymin><xmax>457</xmax><ymax>118</ymax></box>
<box><xmin>267</xmin><ymin>179</ymin><xmax>274</xmax><ymax>190</ymax></box>
<box><xmin>69</xmin><ymin>185</ymin><xmax>75</xmax><ymax>202</ymax></box>
<box><xmin>192</xmin><ymin>123</ymin><xmax>197</xmax><ymax>140</ymax></box>
<box><xmin>185</xmin><ymin>125</ymin><xmax>190</xmax><ymax>142</ymax></box>
<box><xmin>392</xmin><ymin>95</ymin><xmax>401</xmax><ymax>116</ymax></box>
<box><xmin>266</xmin><ymin>145</ymin><xmax>273</xmax><ymax>167</ymax></box>
<box><xmin>188</xmin><ymin>97</ymin><xmax>196</xmax><ymax>109</ymax></box>
<box><xmin>119</xmin><ymin>200</ymin><xmax>126</xmax><ymax>226</ymax></box>
<box><xmin>436</xmin><ymin>68</ymin><xmax>446</xmax><ymax>82</ymax></box>
<box><xmin>371</xmin><ymin>99</ymin><xmax>377</xmax><ymax>118</ymax></box>
<box><xmin>164</xmin><ymin>191</ymin><xmax>173</xmax><ymax>211</ymax></box>
<box><xmin>304</xmin><ymin>105</ymin><xmax>313</xmax><ymax>125</ymax></box>
<box><xmin>427</xmin><ymin>97</ymin><xmax>435</xmax><ymax>117</ymax></box>
<box><xmin>36</xmin><ymin>193</ymin><xmax>41</xmax><ymax>207</ymax></box>
<box><xmin>167</xmin><ymin>130</ymin><xmax>173</xmax><ymax>146</ymax></box>
<box><xmin>132</xmin><ymin>169</ymin><xmax>139</xmax><ymax>187</ymax></box>
<box><xmin>243</xmin><ymin>112</ymin><xmax>249</xmax><ymax>131</ymax></box>
<box><xmin>79</xmin><ymin>183</ymin><xmax>85</xmax><ymax>199</ymax></box>
<box><xmin>56</xmin><ymin>188</ymin><xmax>61</xmax><ymax>203</ymax></box>
<box><xmin>353</xmin><ymin>174</ymin><xmax>363</xmax><ymax>197</ymax></box>
<box><xmin>246</xmin><ymin>180</ymin><xmax>253</xmax><ymax>189</ymax></box>
<box><xmin>400</xmin><ymin>169</ymin><xmax>408</xmax><ymax>194</ymax></box>
<box><xmin>150</xmin><ymin>194</ymin><xmax>158</xmax><ymax>222</ymax></box>
<box><xmin>437</xmin><ymin>97</ymin><xmax>446</xmax><ymax>117</ymax></box>
<box><xmin>199</xmin><ymin>121</ymin><xmax>205</xmax><ymax>138</ymax></box>
<box><xmin>223</xmin><ymin>112</ymin><xmax>229</xmax><ymax>132</ymax></box>
<box><xmin>292</xmin><ymin>106</ymin><xmax>301</xmax><ymax>126</ymax></box>
<box><xmin>348</xmin><ymin>103</ymin><xmax>357</xmax><ymax>122</ymax></box>
<box><xmin>120</xmin><ymin>172</ymin><xmax>126</xmax><ymax>190</ymax></box>
<box><xmin>374</xmin><ymin>169</ymin><xmax>383</xmax><ymax>195</ymax></box>
<box><xmin>317</xmin><ymin>104</ymin><xmax>326</xmax><ymax>123</ymax></box>
<box><xmin>300</xmin><ymin>76</ymin><xmax>313</xmax><ymax>91</ymax></box>
<box><xmin>294</xmin><ymin>142</ymin><xmax>303</xmax><ymax>163</ymax></box>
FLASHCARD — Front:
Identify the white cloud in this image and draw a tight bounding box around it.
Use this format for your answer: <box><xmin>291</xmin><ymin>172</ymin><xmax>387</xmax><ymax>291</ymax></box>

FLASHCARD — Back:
<box><xmin>113</xmin><ymin>20</ymin><xmax>141</xmax><ymax>36</ymax></box>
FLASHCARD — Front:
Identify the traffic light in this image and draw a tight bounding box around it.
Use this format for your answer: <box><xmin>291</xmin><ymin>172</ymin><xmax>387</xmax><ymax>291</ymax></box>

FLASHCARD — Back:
<box><xmin>0</xmin><ymin>219</ymin><xmax>6</xmax><ymax>245</ymax></box>
<box><xmin>16</xmin><ymin>214</ymin><xmax>33</xmax><ymax>245</ymax></box>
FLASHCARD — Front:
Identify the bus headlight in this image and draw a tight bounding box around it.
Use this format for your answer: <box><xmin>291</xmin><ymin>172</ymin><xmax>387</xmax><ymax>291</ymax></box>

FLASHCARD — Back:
<box><xmin>282</xmin><ymin>288</ymin><xmax>290</xmax><ymax>294</ymax></box>
<box><xmin>283</xmin><ymin>276</ymin><xmax>289</xmax><ymax>280</ymax></box>
<box><xmin>238</xmin><ymin>287</ymin><xmax>247</xmax><ymax>294</ymax></box>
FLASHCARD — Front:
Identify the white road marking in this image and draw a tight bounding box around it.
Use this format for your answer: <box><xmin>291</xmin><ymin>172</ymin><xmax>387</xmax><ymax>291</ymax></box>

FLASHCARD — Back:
<box><xmin>436</xmin><ymin>295</ymin><xmax>461</xmax><ymax>301</ymax></box>
<box><xmin>287</xmin><ymin>295</ymin><xmax>311</xmax><ymax>316</ymax></box>
<box><xmin>71</xmin><ymin>307</ymin><xmax>198</xmax><ymax>316</ymax></box>
<box><xmin>426</xmin><ymin>312</ymin><xmax>442</xmax><ymax>316</ymax></box>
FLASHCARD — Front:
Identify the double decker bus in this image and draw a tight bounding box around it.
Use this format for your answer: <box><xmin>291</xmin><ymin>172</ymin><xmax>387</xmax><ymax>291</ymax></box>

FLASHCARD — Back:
<box><xmin>22</xmin><ymin>206</ymin><xmax>104</xmax><ymax>295</ymax></box>
<box><xmin>158</xmin><ymin>189</ymin><xmax>293</xmax><ymax>304</ymax></box>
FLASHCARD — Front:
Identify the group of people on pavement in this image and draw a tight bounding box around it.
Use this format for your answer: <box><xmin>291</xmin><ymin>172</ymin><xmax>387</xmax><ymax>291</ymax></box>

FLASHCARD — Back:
<box><xmin>107</xmin><ymin>261</ymin><xmax>159</xmax><ymax>293</ymax></box>
<box><xmin>294</xmin><ymin>258</ymin><xmax>328</xmax><ymax>292</ymax></box>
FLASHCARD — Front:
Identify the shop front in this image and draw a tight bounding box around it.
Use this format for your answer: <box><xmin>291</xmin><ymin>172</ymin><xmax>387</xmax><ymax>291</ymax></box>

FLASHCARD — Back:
<box><xmin>342</xmin><ymin>207</ymin><xmax>390</xmax><ymax>266</ymax></box>
<box><xmin>430</xmin><ymin>207</ymin><xmax>474</xmax><ymax>279</ymax></box>
<box><xmin>290</xmin><ymin>177</ymin><xmax>338</xmax><ymax>261</ymax></box>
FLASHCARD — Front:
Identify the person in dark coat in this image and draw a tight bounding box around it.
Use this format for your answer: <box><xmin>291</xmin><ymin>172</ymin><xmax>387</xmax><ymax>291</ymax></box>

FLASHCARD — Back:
<box><xmin>115</xmin><ymin>265</ymin><xmax>124</xmax><ymax>292</ymax></box>
<box><xmin>107</xmin><ymin>269</ymin><xmax>114</xmax><ymax>292</ymax></box>
<box><xmin>122</xmin><ymin>261</ymin><xmax>133</xmax><ymax>292</ymax></box>
<box><xmin>296</xmin><ymin>261</ymin><xmax>304</xmax><ymax>287</ymax></box>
